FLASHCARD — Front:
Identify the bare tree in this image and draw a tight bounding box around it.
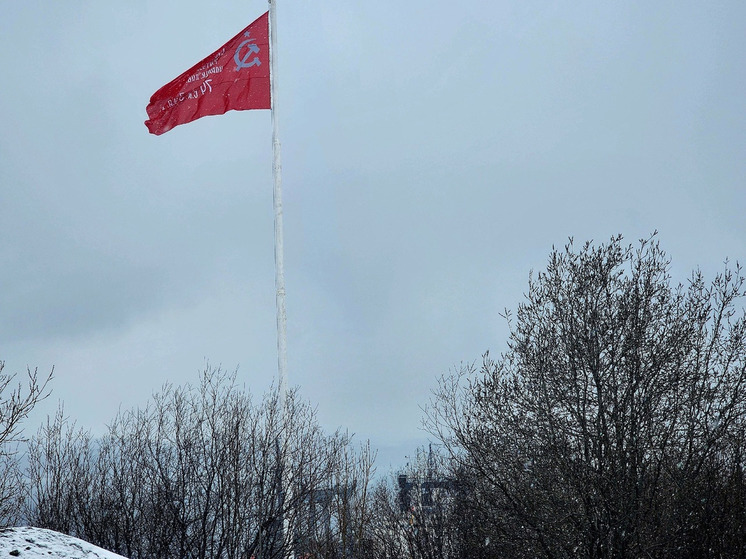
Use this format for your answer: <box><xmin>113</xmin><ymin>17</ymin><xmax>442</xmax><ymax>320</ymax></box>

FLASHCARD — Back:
<box><xmin>0</xmin><ymin>362</ymin><xmax>52</xmax><ymax>526</ymax></box>
<box><xmin>295</xmin><ymin>440</ymin><xmax>377</xmax><ymax>559</ymax></box>
<box><xmin>25</xmin><ymin>407</ymin><xmax>94</xmax><ymax>536</ymax></box>
<box><xmin>426</xmin><ymin>235</ymin><xmax>746</xmax><ymax>558</ymax></box>
<box><xmin>365</xmin><ymin>445</ymin><xmax>461</xmax><ymax>559</ymax></box>
<box><xmin>25</xmin><ymin>366</ymin><xmax>376</xmax><ymax>559</ymax></box>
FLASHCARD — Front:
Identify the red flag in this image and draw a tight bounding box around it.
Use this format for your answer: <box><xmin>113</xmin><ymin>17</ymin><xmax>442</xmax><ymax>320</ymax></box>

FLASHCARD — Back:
<box><xmin>145</xmin><ymin>12</ymin><xmax>270</xmax><ymax>135</ymax></box>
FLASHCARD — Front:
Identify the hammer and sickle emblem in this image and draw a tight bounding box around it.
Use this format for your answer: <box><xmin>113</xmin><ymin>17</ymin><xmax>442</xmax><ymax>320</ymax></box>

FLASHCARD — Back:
<box><xmin>234</xmin><ymin>31</ymin><xmax>261</xmax><ymax>70</ymax></box>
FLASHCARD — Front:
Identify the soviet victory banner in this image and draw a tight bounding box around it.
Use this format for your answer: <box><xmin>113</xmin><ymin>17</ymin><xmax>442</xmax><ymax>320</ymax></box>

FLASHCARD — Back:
<box><xmin>145</xmin><ymin>12</ymin><xmax>270</xmax><ymax>135</ymax></box>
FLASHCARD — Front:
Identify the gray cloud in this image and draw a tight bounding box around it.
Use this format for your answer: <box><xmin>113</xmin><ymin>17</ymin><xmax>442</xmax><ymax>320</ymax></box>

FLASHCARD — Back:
<box><xmin>2</xmin><ymin>0</ymin><xmax>745</xmax><ymax>454</ymax></box>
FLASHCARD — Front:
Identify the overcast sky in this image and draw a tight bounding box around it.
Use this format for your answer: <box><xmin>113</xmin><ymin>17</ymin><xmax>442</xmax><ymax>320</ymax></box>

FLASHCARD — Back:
<box><xmin>2</xmin><ymin>0</ymin><xmax>744</xmax><ymax>469</ymax></box>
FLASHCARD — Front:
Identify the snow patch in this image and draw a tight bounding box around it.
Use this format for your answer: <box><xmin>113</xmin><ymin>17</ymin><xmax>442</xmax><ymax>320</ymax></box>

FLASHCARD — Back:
<box><xmin>0</xmin><ymin>527</ymin><xmax>128</xmax><ymax>559</ymax></box>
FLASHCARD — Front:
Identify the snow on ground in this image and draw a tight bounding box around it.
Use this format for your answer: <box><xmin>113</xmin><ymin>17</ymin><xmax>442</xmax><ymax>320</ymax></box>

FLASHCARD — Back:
<box><xmin>0</xmin><ymin>527</ymin><xmax>128</xmax><ymax>559</ymax></box>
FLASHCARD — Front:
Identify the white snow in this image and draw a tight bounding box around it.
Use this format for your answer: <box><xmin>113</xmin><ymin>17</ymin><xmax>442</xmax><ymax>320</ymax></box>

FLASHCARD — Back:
<box><xmin>0</xmin><ymin>527</ymin><xmax>128</xmax><ymax>559</ymax></box>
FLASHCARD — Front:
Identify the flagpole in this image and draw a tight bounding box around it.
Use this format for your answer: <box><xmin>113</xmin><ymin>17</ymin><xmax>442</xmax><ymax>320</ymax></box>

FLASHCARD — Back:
<box><xmin>268</xmin><ymin>1</ymin><xmax>293</xmax><ymax>557</ymax></box>
<box><xmin>269</xmin><ymin>0</ymin><xmax>286</xmax><ymax>418</ymax></box>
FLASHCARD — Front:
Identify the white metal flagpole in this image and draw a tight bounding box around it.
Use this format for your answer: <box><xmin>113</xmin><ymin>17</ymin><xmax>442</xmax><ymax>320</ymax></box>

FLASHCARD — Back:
<box><xmin>269</xmin><ymin>0</ymin><xmax>287</xmax><ymax>413</ymax></box>
<box><xmin>268</xmin><ymin>1</ymin><xmax>294</xmax><ymax>557</ymax></box>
